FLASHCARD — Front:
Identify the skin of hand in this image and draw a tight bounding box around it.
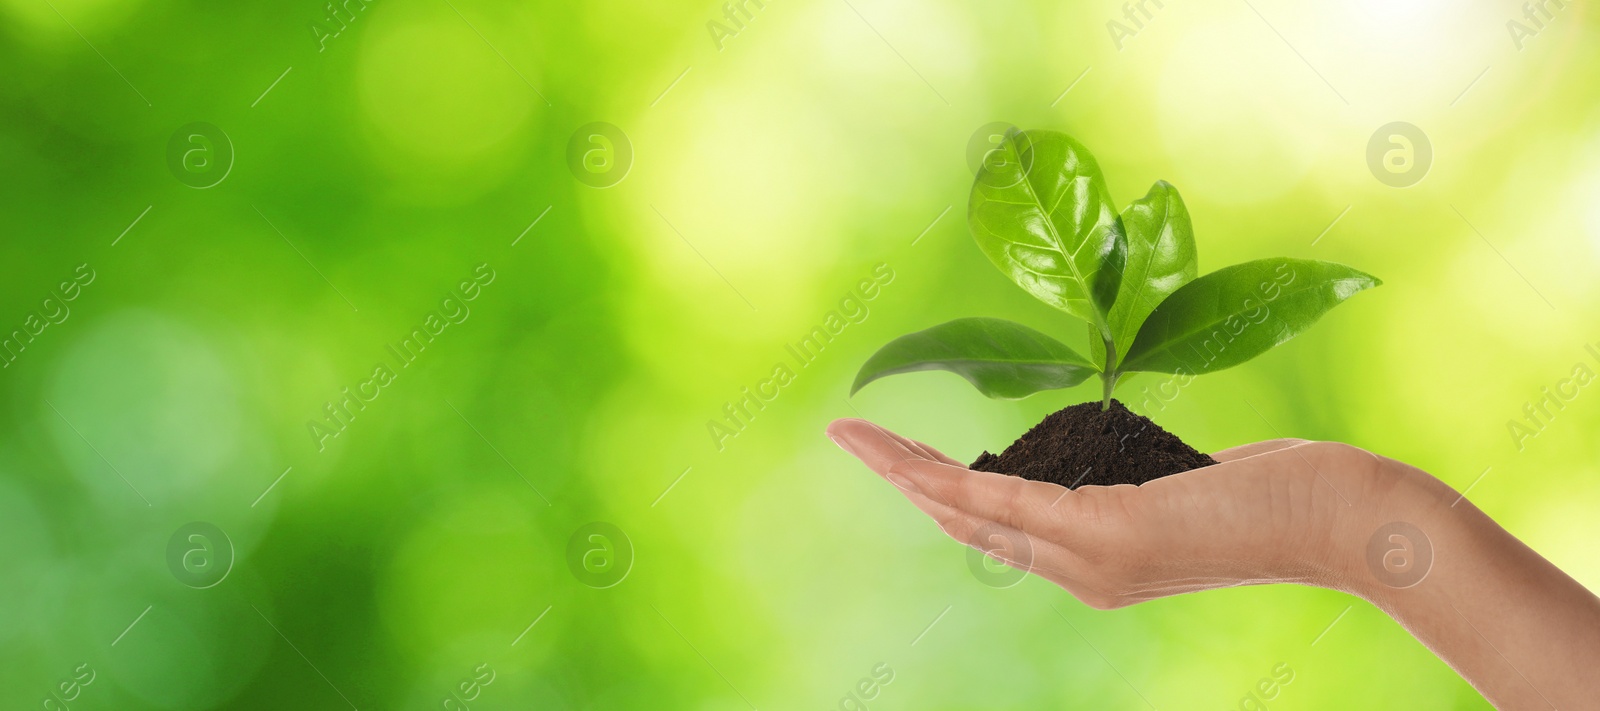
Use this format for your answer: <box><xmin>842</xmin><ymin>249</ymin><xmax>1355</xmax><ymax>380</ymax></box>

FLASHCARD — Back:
<box><xmin>826</xmin><ymin>418</ymin><xmax>1600</xmax><ymax>710</ymax></box>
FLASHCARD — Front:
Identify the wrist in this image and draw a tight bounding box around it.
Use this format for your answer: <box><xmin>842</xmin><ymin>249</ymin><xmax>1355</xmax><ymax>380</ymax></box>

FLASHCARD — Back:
<box><xmin>1321</xmin><ymin>451</ymin><xmax>1467</xmax><ymax>601</ymax></box>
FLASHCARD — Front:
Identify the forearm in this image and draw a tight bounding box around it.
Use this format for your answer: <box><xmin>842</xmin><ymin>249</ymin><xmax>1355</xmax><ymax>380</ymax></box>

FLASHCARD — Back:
<box><xmin>1339</xmin><ymin>472</ymin><xmax>1600</xmax><ymax>709</ymax></box>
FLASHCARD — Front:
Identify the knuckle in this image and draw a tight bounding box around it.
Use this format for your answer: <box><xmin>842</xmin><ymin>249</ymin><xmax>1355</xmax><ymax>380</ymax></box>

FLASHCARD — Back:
<box><xmin>940</xmin><ymin>517</ymin><xmax>978</xmax><ymax>544</ymax></box>
<box><xmin>963</xmin><ymin>474</ymin><xmax>1033</xmax><ymax>529</ymax></box>
<box><xmin>952</xmin><ymin>470</ymin><xmax>986</xmax><ymax>506</ymax></box>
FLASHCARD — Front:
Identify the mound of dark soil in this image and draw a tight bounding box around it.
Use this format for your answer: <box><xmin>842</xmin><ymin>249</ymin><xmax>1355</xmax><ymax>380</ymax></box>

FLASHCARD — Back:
<box><xmin>970</xmin><ymin>399</ymin><xmax>1217</xmax><ymax>488</ymax></box>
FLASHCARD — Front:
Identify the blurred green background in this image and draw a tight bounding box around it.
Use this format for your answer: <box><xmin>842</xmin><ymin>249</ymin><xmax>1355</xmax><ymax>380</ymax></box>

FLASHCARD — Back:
<box><xmin>3</xmin><ymin>0</ymin><xmax>1598</xmax><ymax>708</ymax></box>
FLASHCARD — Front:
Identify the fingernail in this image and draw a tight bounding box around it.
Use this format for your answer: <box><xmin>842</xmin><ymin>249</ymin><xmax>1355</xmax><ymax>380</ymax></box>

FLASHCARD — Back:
<box><xmin>828</xmin><ymin>435</ymin><xmax>858</xmax><ymax>458</ymax></box>
<box><xmin>885</xmin><ymin>464</ymin><xmax>922</xmax><ymax>495</ymax></box>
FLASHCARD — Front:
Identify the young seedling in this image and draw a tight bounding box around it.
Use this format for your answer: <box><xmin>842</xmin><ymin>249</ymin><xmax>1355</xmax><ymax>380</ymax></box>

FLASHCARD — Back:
<box><xmin>852</xmin><ymin>128</ymin><xmax>1379</xmax><ymax>415</ymax></box>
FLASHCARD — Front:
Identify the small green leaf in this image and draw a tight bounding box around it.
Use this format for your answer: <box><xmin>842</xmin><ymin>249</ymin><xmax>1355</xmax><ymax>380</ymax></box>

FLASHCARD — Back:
<box><xmin>852</xmin><ymin>317</ymin><xmax>1099</xmax><ymax>399</ymax></box>
<box><xmin>1096</xmin><ymin>181</ymin><xmax>1199</xmax><ymax>367</ymax></box>
<box><xmin>968</xmin><ymin>129</ymin><xmax>1127</xmax><ymax>333</ymax></box>
<box><xmin>1120</xmin><ymin>258</ymin><xmax>1380</xmax><ymax>375</ymax></box>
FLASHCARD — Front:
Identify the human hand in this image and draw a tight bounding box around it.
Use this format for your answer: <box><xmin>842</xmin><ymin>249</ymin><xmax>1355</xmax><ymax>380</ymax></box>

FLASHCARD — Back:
<box><xmin>825</xmin><ymin>418</ymin><xmax>1446</xmax><ymax>608</ymax></box>
<box><xmin>828</xmin><ymin>417</ymin><xmax>1600</xmax><ymax>709</ymax></box>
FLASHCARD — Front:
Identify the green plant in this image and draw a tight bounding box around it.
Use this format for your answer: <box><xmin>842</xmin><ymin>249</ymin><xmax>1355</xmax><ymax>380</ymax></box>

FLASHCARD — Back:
<box><xmin>852</xmin><ymin>129</ymin><xmax>1380</xmax><ymax>410</ymax></box>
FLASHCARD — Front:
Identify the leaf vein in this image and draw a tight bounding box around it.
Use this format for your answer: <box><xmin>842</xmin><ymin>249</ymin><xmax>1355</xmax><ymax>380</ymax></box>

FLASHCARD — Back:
<box><xmin>1131</xmin><ymin>276</ymin><xmax>1371</xmax><ymax>363</ymax></box>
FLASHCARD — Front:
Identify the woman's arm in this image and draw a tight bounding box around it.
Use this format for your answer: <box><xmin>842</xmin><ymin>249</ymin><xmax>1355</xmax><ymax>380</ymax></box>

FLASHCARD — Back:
<box><xmin>1343</xmin><ymin>473</ymin><xmax>1600</xmax><ymax>710</ymax></box>
<box><xmin>826</xmin><ymin>418</ymin><xmax>1600</xmax><ymax>709</ymax></box>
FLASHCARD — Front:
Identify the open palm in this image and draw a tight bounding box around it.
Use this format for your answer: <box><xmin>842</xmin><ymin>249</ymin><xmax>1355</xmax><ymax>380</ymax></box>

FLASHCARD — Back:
<box><xmin>826</xmin><ymin>418</ymin><xmax>1426</xmax><ymax>608</ymax></box>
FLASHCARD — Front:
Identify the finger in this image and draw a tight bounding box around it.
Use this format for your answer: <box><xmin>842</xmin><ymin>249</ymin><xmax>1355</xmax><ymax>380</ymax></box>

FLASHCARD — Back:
<box><xmin>898</xmin><ymin>485</ymin><xmax>989</xmax><ymax>541</ymax></box>
<box><xmin>885</xmin><ymin>460</ymin><xmax>1135</xmax><ymax>606</ymax></box>
<box><xmin>827</xmin><ymin>418</ymin><xmax>932</xmax><ymax>475</ymax></box>
<box><xmin>1211</xmin><ymin>438</ymin><xmax>1312</xmax><ymax>463</ymax></box>
<box><xmin>862</xmin><ymin>421</ymin><xmax>966</xmax><ymax>467</ymax></box>
<box><xmin>828</xmin><ymin>419</ymin><xmax>1057</xmax><ymax>541</ymax></box>
<box><xmin>886</xmin><ymin>457</ymin><xmax>1072</xmax><ymax>536</ymax></box>
<box><xmin>832</xmin><ymin>419</ymin><xmax>966</xmax><ymax>470</ymax></box>
<box><xmin>898</xmin><ymin>487</ymin><xmax>1091</xmax><ymax>589</ymax></box>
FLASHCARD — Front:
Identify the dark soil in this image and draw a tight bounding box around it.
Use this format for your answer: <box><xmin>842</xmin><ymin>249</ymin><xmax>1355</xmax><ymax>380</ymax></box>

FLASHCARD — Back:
<box><xmin>970</xmin><ymin>399</ymin><xmax>1218</xmax><ymax>488</ymax></box>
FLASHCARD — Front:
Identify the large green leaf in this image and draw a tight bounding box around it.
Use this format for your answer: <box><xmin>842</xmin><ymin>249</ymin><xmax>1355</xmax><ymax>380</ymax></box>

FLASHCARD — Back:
<box><xmin>1088</xmin><ymin>180</ymin><xmax>1199</xmax><ymax>368</ymax></box>
<box><xmin>968</xmin><ymin>129</ymin><xmax>1127</xmax><ymax>334</ymax></box>
<box><xmin>851</xmin><ymin>317</ymin><xmax>1098</xmax><ymax>399</ymax></box>
<box><xmin>1120</xmin><ymin>258</ymin><xmax>1380</xmax><ymax>375</ymax></box>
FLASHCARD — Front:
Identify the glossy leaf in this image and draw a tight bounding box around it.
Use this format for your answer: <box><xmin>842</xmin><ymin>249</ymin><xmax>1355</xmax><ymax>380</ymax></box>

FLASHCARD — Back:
<box><xmin>1120</xmin><ymin>258</ymin><xmax>1380</xmax><ymax>375</ymax></box>
<box><xmin>1089</xmin><ymin>181</ymin><xmax>1199</xmax><ymax>368</ymax></box>
<box><xmin>968</xmin><ymin>129</ymin><xmax>1127</xmax><ymax>332</ymax></box>
<box><xmin>851</xmin><ymin>317</ymin><xmax>1098</xmax><ymax>399</ymax></box>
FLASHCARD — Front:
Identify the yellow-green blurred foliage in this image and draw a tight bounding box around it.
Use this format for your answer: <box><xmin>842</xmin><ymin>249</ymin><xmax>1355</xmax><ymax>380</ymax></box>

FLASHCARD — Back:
<box><xmin>3</xmin><ymin>0</ymin><xmax>1597</xmax><ymax>708</ymax></box>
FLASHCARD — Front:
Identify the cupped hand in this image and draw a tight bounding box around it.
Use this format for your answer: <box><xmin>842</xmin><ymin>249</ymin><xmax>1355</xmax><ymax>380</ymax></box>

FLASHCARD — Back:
<box><xmin>826</xmin><ymin>418</ymin><xmax>1442</xmax><ymax>608</ymax></box>
<box><xmin>829</xmin><ymin>419</ymin><xmax>1600</xmax><ymax>709</ymax></box>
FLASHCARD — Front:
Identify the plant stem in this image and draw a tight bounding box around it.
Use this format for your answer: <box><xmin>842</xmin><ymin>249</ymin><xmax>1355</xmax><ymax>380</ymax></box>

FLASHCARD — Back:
<box><xmin>1100</xmin><ymin>337</ymin><xmax>1118</xmax><ymax>411</ymax></box>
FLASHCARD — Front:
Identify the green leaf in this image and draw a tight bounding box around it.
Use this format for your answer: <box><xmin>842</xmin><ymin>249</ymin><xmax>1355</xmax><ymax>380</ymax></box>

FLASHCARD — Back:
<box><xmin>1087</xmin><ymin>180</ymin><xmax>1200</xmax><ymax>369</ymax></box>
<box><xmin>851</xmin><ymin>317</ymin><xmax>1099</xmax><ymax>399</ymax></box>
<box><xmin>968</xmin><ymin>129</ymin><xmax>1127</xmax><ymax>333</ymax></box>
<box><xmin>1119</xmin><ymin>258</ymin><xmax>1380</xmax><ymax>375</ymax></box>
